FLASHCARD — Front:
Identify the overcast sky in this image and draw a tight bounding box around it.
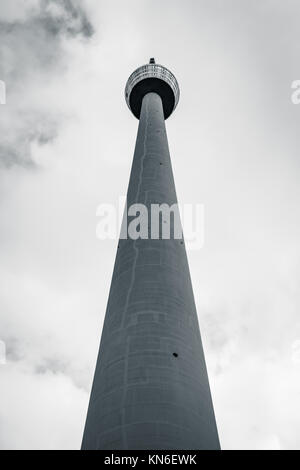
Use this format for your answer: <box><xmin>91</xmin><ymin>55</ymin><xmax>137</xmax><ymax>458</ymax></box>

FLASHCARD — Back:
<box><xmin>0</xmin><ymin>0</ymin><xmax>300</xmax><ymax>450</ymax></box>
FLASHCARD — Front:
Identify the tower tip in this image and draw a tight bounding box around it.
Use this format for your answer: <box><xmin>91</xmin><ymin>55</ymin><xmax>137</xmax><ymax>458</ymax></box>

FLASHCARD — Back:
<box><xmin>125</xmin><ymin>60</ymin><xmax>179</xmax><ymax>120</ymax></box>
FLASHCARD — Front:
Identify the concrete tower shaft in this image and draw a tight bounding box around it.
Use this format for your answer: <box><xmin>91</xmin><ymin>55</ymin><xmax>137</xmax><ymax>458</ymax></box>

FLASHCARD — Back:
<box><xmin>81</xmin><ymin>62</ymin><xmax>220</xmax><ymax>450</ymax></box>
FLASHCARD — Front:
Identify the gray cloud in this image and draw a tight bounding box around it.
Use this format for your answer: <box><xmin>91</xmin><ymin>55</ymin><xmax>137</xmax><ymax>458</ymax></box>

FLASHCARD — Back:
<box><xmin>0</xmin><ymin>0</ymin><xmax>94</xmax><ymax>169</ymax></box>
<box><xmin>40</xmin><ymin>0</ymin><xmax>94</xmax><ymax>38</ymax></box>
<box><xmin>0</xmin><ymin>114</ymin><xmax>58</xmax><ymax>168</ymax></box>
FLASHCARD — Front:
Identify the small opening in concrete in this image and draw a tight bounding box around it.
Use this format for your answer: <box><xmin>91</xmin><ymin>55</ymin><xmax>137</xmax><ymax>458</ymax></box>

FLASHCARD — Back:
<box><xmin>160</xmin><ymin>162</ymin><xmax>163</xmax><ymax>165</ymax></box>
<box><xmin>173</xmin><ymin>353</ymin><xmax>178</xmax><ymax>358</ymax></box>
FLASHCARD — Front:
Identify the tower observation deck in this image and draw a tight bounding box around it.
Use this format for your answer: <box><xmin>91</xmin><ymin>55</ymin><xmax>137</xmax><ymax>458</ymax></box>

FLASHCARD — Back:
<box><xmin>81</xmin><ymin>59</ymin><xmax>220</xmax><ymax>450</ymax></box>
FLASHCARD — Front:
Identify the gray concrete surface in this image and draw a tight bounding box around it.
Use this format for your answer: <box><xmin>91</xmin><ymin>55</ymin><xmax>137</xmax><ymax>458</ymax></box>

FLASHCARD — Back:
<box><xmin>81</xmin><ymin>92</ymin><xmax>220</xmax><ymax>450</ymax></box>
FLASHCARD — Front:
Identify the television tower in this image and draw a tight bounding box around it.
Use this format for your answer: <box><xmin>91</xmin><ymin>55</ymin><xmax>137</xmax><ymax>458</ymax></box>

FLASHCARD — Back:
<box><xmin>82</xmin><ymin>59</ymin><xmax>220</xmax><ymax>450</ymax></box>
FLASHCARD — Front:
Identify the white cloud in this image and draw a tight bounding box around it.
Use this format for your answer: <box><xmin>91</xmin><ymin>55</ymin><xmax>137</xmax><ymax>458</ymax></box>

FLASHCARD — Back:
<box><xmin>0</xmin><ymin>364</ymin><xmax>87</xmax><ymax>450</ymax></box>
<box><xmin>0</xmin><ymin>0</ymin><xmax>40</xmax><ymax>23</ymax></box>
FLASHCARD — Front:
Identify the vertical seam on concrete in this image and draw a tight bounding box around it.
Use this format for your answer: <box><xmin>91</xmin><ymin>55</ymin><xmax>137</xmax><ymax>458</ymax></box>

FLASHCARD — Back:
<box><xmin>120</xmin><ymin>94</ymin><xmax>149</xmax><ymax>448</ymax></box>
<box><xmin>120</xmin><ymin>336</ymin><xmax>130</xmax><ymax>449</ymax></box>
<box><xmin>121</xmin><ymin>95</ymin><xmax>149</xmax><ymax>328</ymax></box>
